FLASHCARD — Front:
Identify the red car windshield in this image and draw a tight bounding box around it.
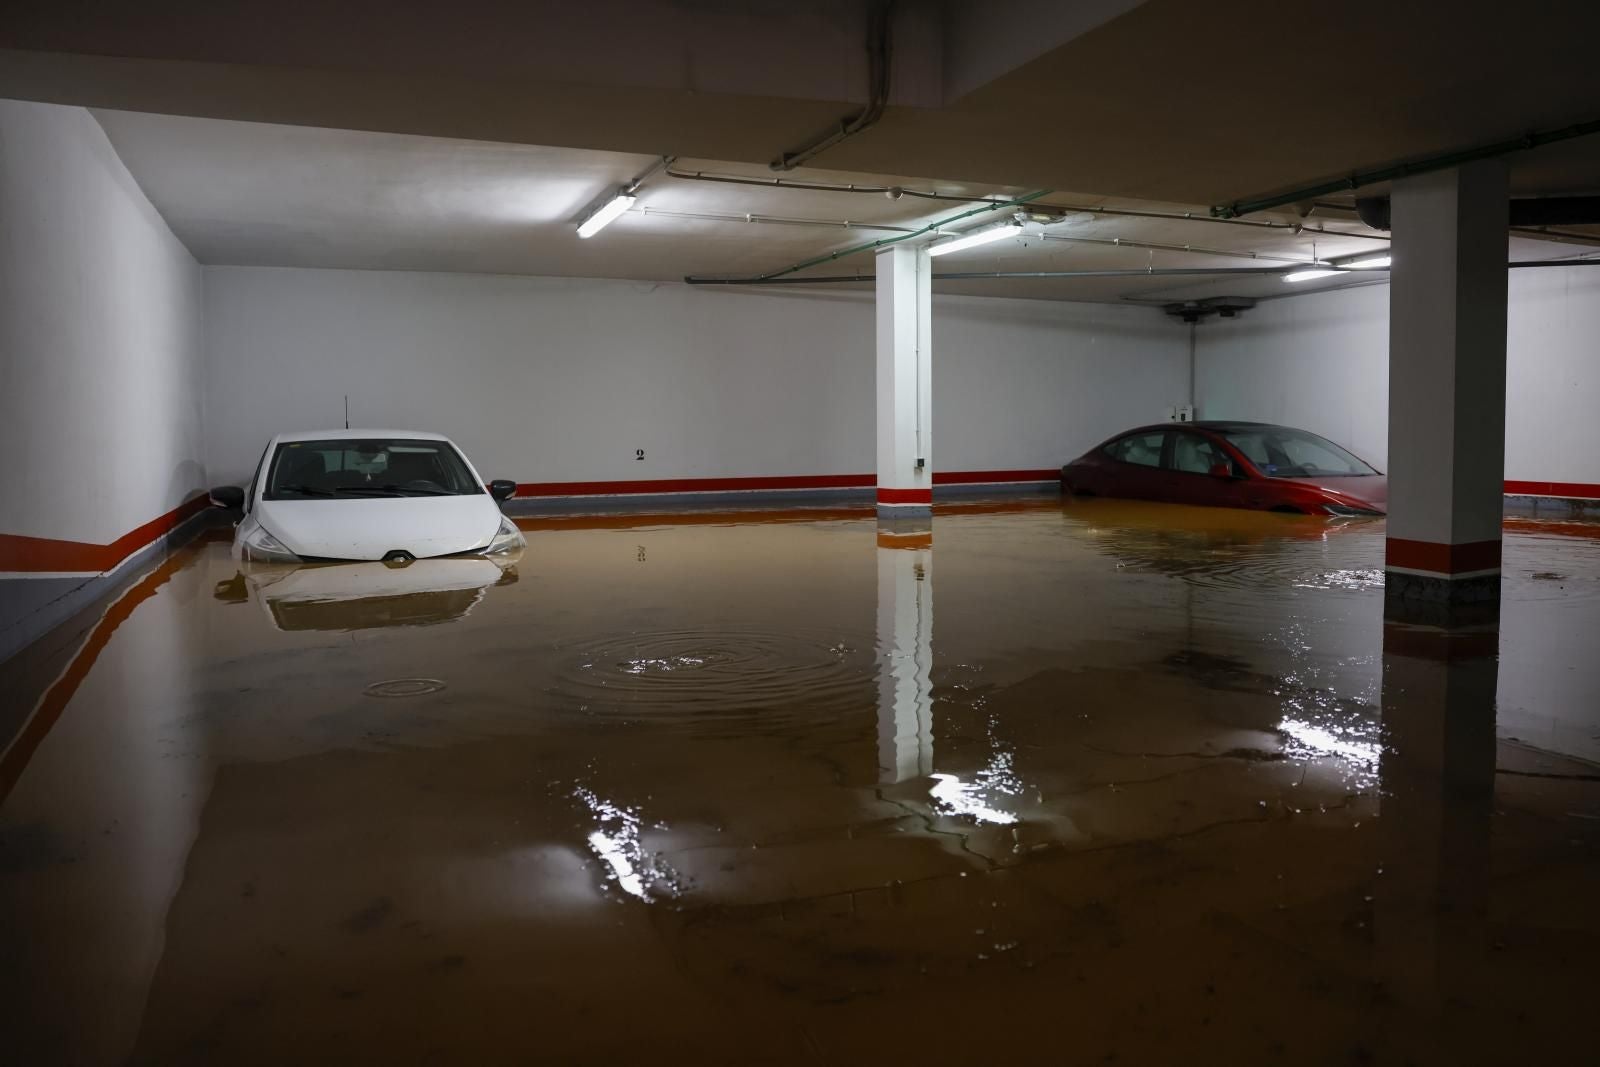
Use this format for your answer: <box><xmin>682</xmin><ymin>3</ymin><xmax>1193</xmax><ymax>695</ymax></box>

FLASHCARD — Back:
<box><xmin>1217</xmin><ymin>428</ymin><xmax>1377</xmax><ymax>479</ymax></box>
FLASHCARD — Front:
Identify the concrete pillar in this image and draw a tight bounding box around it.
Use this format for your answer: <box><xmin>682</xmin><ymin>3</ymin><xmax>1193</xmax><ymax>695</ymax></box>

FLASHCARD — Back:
<box><xmin>875</xmin><ymin>244</ymin><xmax>933</xmax><ymax>517</ymax></box>
<box><xmin>1375</xmin><ymin>621</ymin><xmax>1497</xmax><ymax>1041</ymax></box>
<box><xmin>875</xmin><ymin>523</ymin><xmax>933</xmax><ymax>783</ymax></box>
<box><xmin>1384</xmin><ymin>161</ymin><xmax>1509</xmax><ymax>618</ymax></box>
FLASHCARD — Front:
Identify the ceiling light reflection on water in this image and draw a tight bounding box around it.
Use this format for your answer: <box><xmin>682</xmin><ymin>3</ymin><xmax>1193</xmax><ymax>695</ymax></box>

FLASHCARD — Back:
<box><xmin>1292</xmin><ymin>568</ymin><xmax>1385</xmax><ymax>592</ymax></box>
<box><xmin>928</xmin><ymin>772</ymin><xmax>1018</xmax><ymax>826</ymax></box>
<box><xmin>586</xmin><ymin>829</ymin><xmax>647</xmax><ymax>899</ymax></box>
<box><xmin>573</xmin><ymin>785</ymin><xmax>681</xmax><ymax>902</ymax></box>
<box><xmin>1278</xmin><ymin>716</ymin><xmax>1382</xmax><ymax>784</ymax></box>
<box><xmin>1268</xmin><ymin>618</ymin><xmax>1384</xmax><ymax>789</ymax></box>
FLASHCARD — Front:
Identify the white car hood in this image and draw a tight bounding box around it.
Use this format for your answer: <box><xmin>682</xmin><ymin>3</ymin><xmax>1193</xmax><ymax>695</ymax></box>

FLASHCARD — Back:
<box><xmin>257</xmin><ymin>495</ymin><xmax>503</xmax><ymax>560</ymax></box>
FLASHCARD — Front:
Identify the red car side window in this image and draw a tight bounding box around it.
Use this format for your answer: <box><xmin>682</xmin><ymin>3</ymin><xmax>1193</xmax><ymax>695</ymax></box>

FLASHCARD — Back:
<box><xmin>1170</xmin><ymin>433</ymin><xmax>1231</xmax><ymax>474</ymax></box>
<box><xmin>1103</xmin><ymin>432</ymin><xmax>1166</xmax><ymax>467</ymax></box>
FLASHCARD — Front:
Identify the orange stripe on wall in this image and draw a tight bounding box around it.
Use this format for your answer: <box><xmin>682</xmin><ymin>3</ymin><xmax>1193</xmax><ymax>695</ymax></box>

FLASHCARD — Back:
<box><xmin>512</xmin><ymin>470</ymin><xmax>1060</xmax><ymax>498</ymax></box>
<box><xmin>0</xmin><ymin>540</ymin><xmax>203</xmax><ymax>802</ymax></box>
<box><xmin>1385</xmin><ymin>537</ymin><xmax>1501</xmax><ymax>575</ymax></box>
<box><xmin>0</xmin><ymin>494</ymin><xmax>210</xmax><ymax>573</ymax></box>
<box><xmin>1503</xmin><ymin>516</ymin><xmax>1600</xmax><ymax>541</ymax></box>
<box><xmin>514</xmin><ymin>474</ymin><xmax>876</xmax><ymax>497</ymax></box>
<box><xmin>934</xmin><ymin>468</ymin><xmax>1058</xmax><ymax>484</ymax></box>
<box><xmin>1</xmin><ymin>475</ymin><xmax>1589</xmax><ymax>571</ymax></box>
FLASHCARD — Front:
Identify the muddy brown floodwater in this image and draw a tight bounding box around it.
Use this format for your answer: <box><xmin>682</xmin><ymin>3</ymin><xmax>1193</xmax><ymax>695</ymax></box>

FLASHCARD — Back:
<box><xmin>2</xmin><ymin>498</ymin><xmax>1598</xmax><ymax>1065</ymax></box>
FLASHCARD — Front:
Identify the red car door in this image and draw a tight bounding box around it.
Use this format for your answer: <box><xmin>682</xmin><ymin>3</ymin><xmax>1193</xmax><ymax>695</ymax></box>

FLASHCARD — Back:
<box><xmin>1098</xmin><ymin>429</ymin><xmax>1172</xmax><ymax>500</ymax></box>
<box><xmin>1167</xmin><ymin>430</ymin><xmax>1248</xmax><ymax>508</ymax></box>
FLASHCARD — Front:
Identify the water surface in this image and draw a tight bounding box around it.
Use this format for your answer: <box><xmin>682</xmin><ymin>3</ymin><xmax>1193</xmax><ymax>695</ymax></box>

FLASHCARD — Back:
<box><xmin>2</xmin><ymin>499</ymin><xmax>1597</xmax><ymax>1064</ymax></box>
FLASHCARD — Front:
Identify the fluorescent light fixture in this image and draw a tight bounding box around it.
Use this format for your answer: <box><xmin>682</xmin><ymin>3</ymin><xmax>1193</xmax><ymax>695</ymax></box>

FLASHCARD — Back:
<box><xmin>1283</xmin><ymin>267</ymin><xmax>1342</xmax><ymax>283</ymax></box>
<box><xmin>577</xmin><ymin>192</ymin><xmax>636</xmax><ymax>238</ymax></box>
<box><xmin>1342</xmin><ymin>255</ymin><xmax>1392</xmax><ymax>269</ymax></box>
<box><xmin>927</xmin><ymin>221</ymin><xmax>1023</xmax><ymax>257</ymax></box>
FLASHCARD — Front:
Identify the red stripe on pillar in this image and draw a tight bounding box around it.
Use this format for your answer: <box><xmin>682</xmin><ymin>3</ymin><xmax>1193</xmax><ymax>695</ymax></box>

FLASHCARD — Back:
<box><xmin>1382</xmin><ymin>626</ymin><xmax>1499</xmax><ymax>662</ymax></box>
<box><xmin>877</xmin><ymin>487</ymin><xmax>934</xmax><ymax>505</ymax></box>
<box><xmin>1385</xmin><ymin>537</ymin><xmax>1501</xmax><ymax>575</ymax></box>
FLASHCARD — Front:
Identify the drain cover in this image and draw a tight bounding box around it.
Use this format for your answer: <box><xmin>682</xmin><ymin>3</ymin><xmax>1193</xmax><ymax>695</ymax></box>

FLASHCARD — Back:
<box><xmin>364</xmin><ymin>677</ymin><xmax>446</xmax><ymax>698</ymax></box>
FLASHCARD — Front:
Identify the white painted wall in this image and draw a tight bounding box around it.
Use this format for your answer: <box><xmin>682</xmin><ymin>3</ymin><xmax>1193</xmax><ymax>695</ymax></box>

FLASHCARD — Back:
<box><xmin>1192</xmin><ymin>284</ymin><xmax>1389</xmax><ymax>468</ymax></box>
<box><xmin>935</xmin><ymin>291</ymin><xmax>1187</xmax><ymax>473</ymax></box>
<box><xmin>0</xmin><ymin>100</ymin><xmax>205</xmax><ymax>545</ymax></box>
<box><xmin>1504</xmin><ymin>265</ymin><xmax>1600</xmax><ymax>486</ymax></box>
<box><xmin>202</xmin><ymin>266</ymin><xmax>1189</xmax><ymax>487</ymax></box>
<box><xmin>1195</xmin><ymin>268</ymin><xmax>1600</xmax><ymax>485</ymax></box>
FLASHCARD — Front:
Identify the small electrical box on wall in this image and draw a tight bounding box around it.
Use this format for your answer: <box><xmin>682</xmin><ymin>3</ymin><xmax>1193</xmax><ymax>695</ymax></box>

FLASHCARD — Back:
<box><xmin>1167</xmin><ymin>405</ymin><xmax>1195</xmax><ymax>423</ymax></box>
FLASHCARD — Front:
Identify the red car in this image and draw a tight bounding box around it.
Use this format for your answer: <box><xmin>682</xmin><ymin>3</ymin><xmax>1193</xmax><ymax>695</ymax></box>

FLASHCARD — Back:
<box><xmin>1061</xmin><ymin>421</ymin><xmax>1387</xmax><ymax>516</ymax></box>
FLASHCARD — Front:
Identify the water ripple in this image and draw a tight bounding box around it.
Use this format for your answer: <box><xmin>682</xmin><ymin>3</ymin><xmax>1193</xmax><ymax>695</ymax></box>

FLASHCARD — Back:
<box><xmin>552</xmin><ymin>626</ymin><xmax>875</xmax><ymax>725</ymax></box>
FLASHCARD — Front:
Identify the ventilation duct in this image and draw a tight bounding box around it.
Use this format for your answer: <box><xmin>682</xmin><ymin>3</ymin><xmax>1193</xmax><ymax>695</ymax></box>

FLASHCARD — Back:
<box><xmin>1355</xmin><ymin>195</ymin><xmax>1600</xmax><ymax>231</ymax></box>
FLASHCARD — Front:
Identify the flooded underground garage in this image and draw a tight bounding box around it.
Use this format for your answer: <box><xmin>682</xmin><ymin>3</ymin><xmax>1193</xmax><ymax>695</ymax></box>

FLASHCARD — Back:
<box><xmin>9</xmin><ymin>8</ymin><xmax>1600</xmax><ymax>1063</ymax></box>
<box><xmin>3</xmin><ymin>500</ymin><xmax>1598</xmax><ymax>1064</ymax></box>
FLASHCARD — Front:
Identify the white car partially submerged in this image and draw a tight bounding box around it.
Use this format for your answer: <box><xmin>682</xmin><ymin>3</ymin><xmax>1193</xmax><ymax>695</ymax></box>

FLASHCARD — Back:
<box><xmin>210</xmin><ymin>430</ymin><xmax>526</xmax><ymax>562</ymax></box>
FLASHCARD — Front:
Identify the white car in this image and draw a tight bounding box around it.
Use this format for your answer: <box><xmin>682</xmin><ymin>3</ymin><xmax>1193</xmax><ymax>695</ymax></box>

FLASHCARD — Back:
<box><xmin>210</xmin><ymin>429</ymin><xmax>526</xmax><ymax>562</ymax></box>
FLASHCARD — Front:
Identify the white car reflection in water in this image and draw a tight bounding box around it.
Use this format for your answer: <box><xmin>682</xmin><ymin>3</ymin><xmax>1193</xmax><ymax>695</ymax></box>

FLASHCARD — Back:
<box><xmin>213</xmin><ymin>552</ymin><xmax>520</xmax><ymax>632</ymax></box>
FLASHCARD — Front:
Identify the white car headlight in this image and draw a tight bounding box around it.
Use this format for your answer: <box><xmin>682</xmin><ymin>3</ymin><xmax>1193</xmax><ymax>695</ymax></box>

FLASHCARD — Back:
<box><xmin>486</xmin><ymin>516</ymin><xmax>526</xmax><ymax>555</ymax></box>
<box><xmin>241</xmin><ymin>522</ymin><xmax>301</xmax><ymax>563</ymax></box>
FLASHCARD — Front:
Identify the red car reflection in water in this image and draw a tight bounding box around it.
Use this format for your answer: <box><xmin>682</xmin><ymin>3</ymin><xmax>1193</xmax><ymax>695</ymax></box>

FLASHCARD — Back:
<box><xmin>1061</xmin><ymin>421</ymin><xmax>1388</xmax><ymax>516</ymax></box>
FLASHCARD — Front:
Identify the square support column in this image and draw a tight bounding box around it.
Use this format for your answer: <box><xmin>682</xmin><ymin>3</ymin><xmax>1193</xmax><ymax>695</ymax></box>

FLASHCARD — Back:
<box><xmin>876</xmin><ymin>244</ymin><xmax>933</xmax><ymax>516</ymax></box>
<box><xmin>1385</xmin><ymin>161</ymin><xmax>1509</xmax><ymax>618</ymax></box>
<box><xmin>876</xmin><ymin>527</ymin><xmax>933</xmax><ymax>783</ymax></box>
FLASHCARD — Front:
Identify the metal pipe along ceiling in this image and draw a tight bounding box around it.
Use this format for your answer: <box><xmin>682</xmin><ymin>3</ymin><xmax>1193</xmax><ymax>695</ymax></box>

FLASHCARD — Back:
<box><xmin>1354</xmin><ymin>195</ymin><xmax>1600</xmax><ymax>232</ymax></box>
<box><xmin>1211</xmin><ymin>115</ymin><xmax>1600</xmax><ymax>218</ymax></box>
<box><xmin>1316</xmin><ymin>198</ymin><xmax>1600</xmax><ymax>247</ymax></box>
<box><xmin>632</xmin><ymin>206</ymin><xmax>916</xmax><ymax>234</ymax></box>
<box><xmin>666</xmin><ymin>166</ymin><xmax>1011</xmax><ymax>205</ymax></box>
<box><xmin>1036</xmin><ymin>233</ymin><xmax>1315</xmax><ymax>264</ymax></box>
<box><xmin>684</xmin><ymin>267</ymin><xmax>1304</xmax><ymax>286</ymax></box>
<box><xmin>770</xmin><ymin>1</ymin><xmax>893</xmax><ymax>171</ymax></box>
<box><xmin>665</xmin><ymin>166</ymin><xmax>1388</xmax><ymax>240</ymax></box>
<box><xmin>682</xmin><ymin>258</ymin><xmax>1600</xmax><ymax>287</ymax></box>
<box><xmin>640</xmin><ymin>211</ymin><xmax>1326</xmax><ymax>261</ymax></box>
<box><xmin>681</xmin><ymin>189</ymin><xmax>1054</xmax><ymax>284</ymax></box>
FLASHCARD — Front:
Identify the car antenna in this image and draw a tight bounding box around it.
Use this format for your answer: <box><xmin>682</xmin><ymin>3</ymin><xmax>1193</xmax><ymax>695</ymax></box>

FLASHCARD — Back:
<box><xmin>344</xmin><ymin>394</ymin><xmax>350</xmax><ymax>430</ymax></box>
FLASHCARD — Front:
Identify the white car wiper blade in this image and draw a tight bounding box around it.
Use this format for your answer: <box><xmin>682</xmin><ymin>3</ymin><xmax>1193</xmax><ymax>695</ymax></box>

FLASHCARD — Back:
<box><xmin>330</xmin><ymin>486</ymin><xmax>407</xmax><ymax>497</ymax></box>
<box><xmin>277</xmin><ymin>483</ymin><xmax>336</xmax><ymax>496</ymax></box>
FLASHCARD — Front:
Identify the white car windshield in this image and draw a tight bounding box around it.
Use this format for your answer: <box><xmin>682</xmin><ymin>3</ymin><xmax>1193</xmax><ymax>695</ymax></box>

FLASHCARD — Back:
<box><xmin>264</xmin><ymin>439</ymin><xmax>483</xmax><ymax>499</ymax></box>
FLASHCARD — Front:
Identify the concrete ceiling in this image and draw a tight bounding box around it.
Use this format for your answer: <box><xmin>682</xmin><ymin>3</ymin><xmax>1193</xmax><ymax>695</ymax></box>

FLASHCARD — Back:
<box><xmin>16</xmin><ymin>0</ymin><xmax>1600</xmax><ymax>305</ymax></box>
<box><xmin>96</xmin><ymin>108</ymin><xmax>1453</xmax><ymax>304</ymax></box>
<box><xmin>8</xmin><ymin>1</ymin><xmax>1600</xmax><ymax>210</ymax></box>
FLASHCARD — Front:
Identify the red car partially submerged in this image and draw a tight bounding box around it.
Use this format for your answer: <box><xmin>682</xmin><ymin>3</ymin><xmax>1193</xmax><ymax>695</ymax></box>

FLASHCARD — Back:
<box><xmin>1061</xmin><ymin>421</ymin><xmax>1387</xmax><ymax>516</ymax></box>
